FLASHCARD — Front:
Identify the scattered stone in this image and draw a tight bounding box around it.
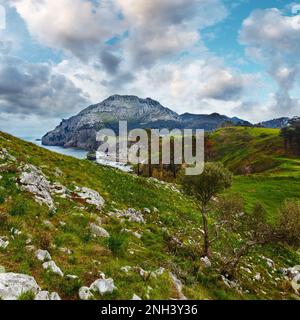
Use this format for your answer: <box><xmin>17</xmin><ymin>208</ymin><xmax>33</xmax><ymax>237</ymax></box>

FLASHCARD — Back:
<box><xmin>280</xmin><ymin>265</ymin><xmax>300</xmax><ymax>295</ymax></box>
<box><xmin>25</xmin><ymin>245</ymin><xmax>36</xmax><ymax>252</ymax></box>
<box><xmin>90</xmin><ymin>223</ymin><xmax>110</xmax><ymax>238</ymax></box>
<box><xmin>254</xmin><ymin>273</ymin><xmax>262</xmax><ymax>281</ymax></box>
<box><xmin>0</xmin><ymin>148</ymin><xmax>16</xmax><ymax>162</ymax></box>
<box><xmin>74</xmin><ymin>187</ymin><xmax>105</xmax><ymax>210</ymax></box>
<box><xmin>143</xmin><ymin>208</ymin><xmax>151</xmax><ymax>214</ymax></box>
<box><xmin>59</xmin><ymin>247</ymin><xmax>72</xmax><ymax>255</ymax></box>
<box><xmin>291</xmin><ymin>274</ymin><xmax>300</xmax><ymax>295</ymax></box>
<box><xmin>132</xmin><ymin>294</ymin><xmax>142</xmax><ymax>300</ymax></box>
<box><xmin>0</xmin><ymin>273</ymin><xmax>40</xmax><ymax>300</ymax></box>
<box><xmin>169</xmin><ymin>272</ymin><xmax>187</xmax><ymax>300</ymax></box>
<box><xmin>121</xmin><ymin>266</ymin><xmax>132</xmax><ymax>273</ymax></box>
<box><xmin>35</xmin><ymin>291</ymin><xmax>61</xmax><ymax>300</ymax></box>
<box><xmin>51</xmin><ymin>183</ymin><xmax>68</xmax><ymax>198</ymax></box>
<box><xmin>50</xmin><ymin>292</ymin><xmax>61</xmax><ymax>300</ymax></box>
<box><xmin>108</xmin><ymin>208</ymin><xmax>145</xmax><ymax>224</ymax></box>
<box><xmin>19</xmin><ymin>164</ymin><xmax>56</xmax><ymax>210</ymax></box>
<box><xmin>200</xmin><ymin>256</ymin><xmax>212</xmax><ymax>268</ymax></box>
<box><xmin>66</xmin><ymin>275</ymin><xmax>78</xmax><ymax>280</ymax></box>
<box><xmin>10</xmin><ymin>227</ymin><xmax>22</xmax><ymax>236</ymax></box>
<box><xmin>59</xmin><ymin>221</ymin><xmax>66</xmax><ymax>227</ymax></box>
<box><xmin>54</xmin><ymin>167</ymin><xmax>63</xmax><ymax>177</ymax></box>
<box><xmin>90</xmin><ymin>278</ymin><xmax>117</xmax><ymax>296</ymax></box>
<box><xmin>221</xmin><ymin>275</ymin><xmax>240</xmax><ymax>290</ymax></box>
<box><xmin>35</xmin><ymin>249</ymin><xmax>52</xmax><ymax>262</ymax></box>
<box><xmin>0</xmin><ymin>238</ymin><xmax>9</xmax><ymax>250</ymax></box>
<box><xmin>79</xmin><ymin>287</ymin><xmax>94</xmax><ymax>300</ymax></box>
<box><xmin>43</xmin><ymin>220</ymin><xmax>54</xmax><ymax>229</ymax></box>
<box><xmin>122</xmin><ymin>229</ymin><xmax>142</xmax><ymax>239</ymax></box>
<box><xmin>262</xmin><ymin>256</ymin><xmax>275</xmax><ymax>269</ymax></box>
<box><xmin>42</xmin><ymin>261</ymin><xmax>64</xmax><ymax>277</ymax></box>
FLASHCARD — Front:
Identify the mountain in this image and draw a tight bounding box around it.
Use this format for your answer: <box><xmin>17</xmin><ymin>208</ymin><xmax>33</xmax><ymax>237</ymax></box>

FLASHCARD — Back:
<box><xmin>42</xmin><ymin>95</ymin><xmax>250</xmax><ymax>151</ymax></box>
<box><xmin>256</xmin><ymin>117</ymin><xmax>290</xmax><ymax>129</ymax></box>
<box><xmin>179</xmin><ymin>113</ymin><xmax>251</xmax><ymax>130</ymax></box>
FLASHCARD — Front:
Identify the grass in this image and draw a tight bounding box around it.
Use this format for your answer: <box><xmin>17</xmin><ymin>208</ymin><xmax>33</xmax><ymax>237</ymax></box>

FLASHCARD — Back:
<box><xmin>0</xmin><ymin>129</ymin><xmax>300</xmax><ymax>300</ymax></box>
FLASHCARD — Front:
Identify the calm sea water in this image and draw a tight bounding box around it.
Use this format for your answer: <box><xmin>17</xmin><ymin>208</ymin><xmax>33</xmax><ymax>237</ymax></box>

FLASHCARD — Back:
<box><xmin>21</xmin><ymin>137</ymin><xmax>88</xmax><ymax>160</ymax></box>
<box><xmin>20</xmin><ymin>137</ymin><xmax>132</xmax><ymax>172</ymax></box>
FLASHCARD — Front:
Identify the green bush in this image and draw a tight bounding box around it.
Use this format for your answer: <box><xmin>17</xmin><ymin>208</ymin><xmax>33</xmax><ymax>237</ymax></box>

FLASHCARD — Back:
<box><xmin>9</xmin><ymin>198</ymin><xmax>28</xmax><ymax>216</ymax></box>
<box><xmin>17</xmin><ymin>291</ymin><xmax>35</xmax><ymax>300</ymax></box>
<box><xmin>105</xmin><ymin>233</ymin><xmax>129</xmax><ymax>256</ymax></box>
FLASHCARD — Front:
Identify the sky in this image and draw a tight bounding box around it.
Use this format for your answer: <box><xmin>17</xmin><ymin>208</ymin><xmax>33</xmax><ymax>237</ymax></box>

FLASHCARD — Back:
<box><xmin>0</xmin><ymin>0</ymin><xmax>300</xmax><ymax>136</ymax></box>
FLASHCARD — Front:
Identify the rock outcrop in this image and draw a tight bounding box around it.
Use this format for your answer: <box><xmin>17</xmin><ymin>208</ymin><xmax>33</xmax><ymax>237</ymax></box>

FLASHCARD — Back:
<box><xmin>42</xmin><ymin>95</ymin><xmax>250</xmax><ymax>151</ymax></box>
<box><xmin>19</xmin><ymin>164</ymin><xmax>56</xmax><ymax>210</ymax></box>
<box><xmin>0</xmin><ymin>273</ymin><xmax>40</xmax><ymax>300</ymax></box>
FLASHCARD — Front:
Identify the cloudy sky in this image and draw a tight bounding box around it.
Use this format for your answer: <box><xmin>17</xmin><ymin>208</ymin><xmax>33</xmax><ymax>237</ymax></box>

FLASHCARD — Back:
<box><xmin>0</xmin><ymin>0</ymin><xmax>300</xmax><ymax>136</ymax></box>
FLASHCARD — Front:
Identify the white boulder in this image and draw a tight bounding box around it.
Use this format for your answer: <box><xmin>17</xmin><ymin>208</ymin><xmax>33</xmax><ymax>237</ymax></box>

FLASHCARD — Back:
<box><xmin>132</xmin><ymin>294</ymin><xmax>142</xmax><ymax>300</ymax></box>
<box><xmin>169</xmin><ymin>272</ymin><xmax>187</xmax><ymax>300</ymax></box>
<box><xmin>90</xmin><ymin>278</ymin><xmax>116</xmax><ymax>296</ymax></box>
<box><xmin>35</xmin><ymin>291</ymin><xmax>61</xmax><ymax>300</ymax></box>
<box><xmin>42</xmin><ymin>261</ymin><xmax>64</xmax><ymax>277</ymax></box>
<box><xmin>0</xmin><ymin>238</ymin><xmax>9</xmax><ymax>250</ymax></box>
<box><xmin>75</xmin><ymin>187</ymin><xmax>105</xmax><ymax>210</ymax></box>
<box><xmin>90</xmin><ymin>223</ymin><xmax>109</xmax><ymax>238</ymax></box>
<box><xmin>200</xmin><ymin>256</ymin><xmax>212</xmax><ymax>268</ymax></box>
<box><xmin>79</xmin><ymin>287</ymin><xmax>94</xmax><ymax>300</ymax></box>
<box><xmin>35</xmin><ymin>249</ymin><xmax>52</xmax><ymax>262</ymax></box>
<box><xmin>0</xmin><ymin>273</ymin><xmax>40</xmax><ymax>300</ymax></box>
<box><xmin>19</xmin><ymin>164</ymin><xmax>55</xmax><ymax>210</ymax></box>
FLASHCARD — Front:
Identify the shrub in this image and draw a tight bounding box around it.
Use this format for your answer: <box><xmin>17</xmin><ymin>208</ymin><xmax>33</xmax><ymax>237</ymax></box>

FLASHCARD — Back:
<box><xmin>17</xmin><ymin>291</ymin><xmax>35</xmax><ymax>300</ymax></box>
<box><xmin>39</xmin><ymin>232</ymin><xmax>52</xmax><ymax>250</ymax></box>
<box><xmin>0</xmin><ymin>212</ymin><xmax>9</xmax><ymax>227</ymax></box>
<box><xmin>105</xmin><ymin>233</ymin><xmax>129</xmax><ymax>256</ymax></box>
<box><xmin>216</xmin><ymin>194</ymin><xmax>244</xmax><ymax>224</ymax></box>
<box><xmin>277</xmin><ymin>200</ymin><xmax>300</xmax><ymax>247</ymax></box>
<box><xmin>9</xmin><ymin>198</ymin><xmax>27</xmax><ymax>216</ymax></box>
<box><xmin>0</xmin><ymin>192</ymin><xmax>5</xmax><ymax>205</ymax></box>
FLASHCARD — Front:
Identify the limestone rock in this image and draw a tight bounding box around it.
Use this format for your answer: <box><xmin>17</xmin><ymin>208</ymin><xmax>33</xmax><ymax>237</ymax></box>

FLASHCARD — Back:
<box><xmin>132</xmin><ymin>294</ymin><xmax>142</xmax><ymax>300</ymax></box>
<box><xmin>35</xmin><ymin>291</ymin><xmax>61</xmax><ymax>300</ymax></box>
<box><xmin>0</xmin><ymin>238</ymin><xmax>9</xmax><ymax>250</ymax></box>
<box><xmin>19</xmin><ymin>164</ymin><xmax>55</xmax><ymax>210</ymax></box>
<box><xmin>0</xmin><ymin>273</ymin><xmax>40</xmax><ymax>300</ymax></box>
<box><xmin>169</xmin><ymin>272</ymin><xmax>187</xmax><ymax>300</ymax></box>
<box><xmin>90</xmin><ymin>223</ymin><xmax>109</xmax><ymax>238</ymax></box>
<box><xmin>200</xmin><ymin>256</ymin><xmax>212</xmax><ymax>268</ymax></box>
<box><xmin>42</xmin><ymin>261</ymin><xmax>64</xmax><ymax>277</ymax></box>
<box><xmin>35</xmin><ymin>249</ymin><xmax>52</xmax><ymax>262</ymax></box>
<box><xmin>90</xmin><ymin>278</ymin><xmax>116</xmax><ymax>296</ymax></box>
<box><xmin>75</xmin><ymin>187</ymin><xmax>105</xmax><ymax>210</ymax></box>
<box><xmin>79</xmin><ymin>287</ymin><xmax>94</xmax><ymax>300</ymax></box>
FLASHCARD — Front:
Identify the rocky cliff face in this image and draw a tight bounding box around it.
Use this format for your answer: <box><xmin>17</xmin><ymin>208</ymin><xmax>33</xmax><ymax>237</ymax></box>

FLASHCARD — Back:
<box><xmin>42</xmin><ymin>95</ymin><xmax>249</xmax><ymax>151</ymax></box>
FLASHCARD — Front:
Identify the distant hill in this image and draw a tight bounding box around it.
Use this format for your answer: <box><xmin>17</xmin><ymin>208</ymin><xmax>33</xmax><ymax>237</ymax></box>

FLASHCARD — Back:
<box><xmin>256</xmin><ymin>117</ymin><xmax>290</xmax><ymax>129</ymax></box>
<box><xmin>42</xmin><ymin>95</ymin><xmax>250</xmax><ymax>151</ymax></box>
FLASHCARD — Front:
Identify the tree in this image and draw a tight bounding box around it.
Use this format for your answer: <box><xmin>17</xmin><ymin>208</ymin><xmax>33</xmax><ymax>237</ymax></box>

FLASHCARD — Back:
<box><xmin>181</xmin><ymin>162</ymin><xmax>233</xmax><ymax>257</ymax></box>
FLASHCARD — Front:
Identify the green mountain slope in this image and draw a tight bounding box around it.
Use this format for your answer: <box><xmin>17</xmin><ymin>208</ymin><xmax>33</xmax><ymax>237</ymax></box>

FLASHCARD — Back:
<box><xmin>0</xmin><ymin>131</ymin><xmax>299</xmax><ymax>300</ymax></box>
<box><xmin>210</xmin><ymin>127</ymin><xmax>300</xmax><ymax>214</ymax></box>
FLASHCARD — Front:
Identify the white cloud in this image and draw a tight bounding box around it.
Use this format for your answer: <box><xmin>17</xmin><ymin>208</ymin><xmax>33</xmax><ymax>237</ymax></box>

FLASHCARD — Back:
<box><xmin>10</xmin><ymin>0</ymin><xmax>123</xmax><ymax>61</ymax></box>
<box><xmin>240</xmin><ymin>7</ymin><xmax>300</xmax><ymax>113</ymax></box>
<box><xmin>0</xmin><ymin>54</ymin><xmax>89</xmax><ymax>117</ymax></box>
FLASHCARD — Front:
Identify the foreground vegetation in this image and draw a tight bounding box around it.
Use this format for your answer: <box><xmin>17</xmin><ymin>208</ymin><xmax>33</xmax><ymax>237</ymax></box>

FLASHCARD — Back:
<box><xmin>0</xmin><ymin>128</ymin><xmax>300</xmax><ymax>300</ymax></box>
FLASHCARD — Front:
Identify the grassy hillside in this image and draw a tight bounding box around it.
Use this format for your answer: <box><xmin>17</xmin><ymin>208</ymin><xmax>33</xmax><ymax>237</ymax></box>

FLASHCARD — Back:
<box><xmin>0</xmin><ymin>131</ymin><xmax>299</xmax><ymax>300</ymax></box>
<box><xmin>210</xmin><ymin>127</ymin><xmax>300</xmax><ymax>216</ymax></box>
